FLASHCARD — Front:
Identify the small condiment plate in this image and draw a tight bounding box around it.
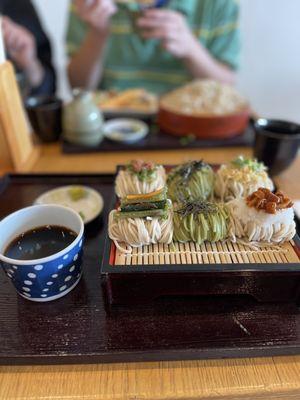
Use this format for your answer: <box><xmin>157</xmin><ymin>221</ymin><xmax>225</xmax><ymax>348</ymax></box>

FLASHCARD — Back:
<box><xmin>103</xmin><ymin>118</ymin><xmax>149</xmax><ymax>144</ymax></box>
<box><xmin>34</xmin><ymin>186</ymin><xmax>104</xmax><ymax>224</ymax></box>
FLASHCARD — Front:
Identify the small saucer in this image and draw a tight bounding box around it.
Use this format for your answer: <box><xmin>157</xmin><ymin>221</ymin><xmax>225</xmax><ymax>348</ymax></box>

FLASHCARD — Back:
<box><xmin>35</xmin><ymin>186</ymin><xmax>104</xmax><ymax>224</ymax></box>
<box><xmin>103</xmin><ymin>118</ymin><xmax>149</xmax><ymax>144</ymax></box>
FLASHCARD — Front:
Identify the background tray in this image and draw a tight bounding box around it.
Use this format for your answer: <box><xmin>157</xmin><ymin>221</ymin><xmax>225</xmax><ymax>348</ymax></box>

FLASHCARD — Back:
<box><xmin>62</xmin><ymin>123</ymin><xmax>254</xmax><ymax>154</ymax></box>
<box><xmin>1</xmin><ymin>174</ymin><xmax>300</xmax><ymax>366</ymax></box>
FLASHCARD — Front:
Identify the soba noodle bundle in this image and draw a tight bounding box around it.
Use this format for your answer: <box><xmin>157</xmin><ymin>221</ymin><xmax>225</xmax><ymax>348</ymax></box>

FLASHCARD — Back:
<box><xmin>215</xmin><ymin>156</ymin><xmax>274</xmax><ymax>202</ymax></box>
<box><xmin>116</xmin><ymin>160</ymin><xmax>166</xmax><ymax>199</ymax></box>
<box><xmin>167</xmin><ymin>161</ymin><xmax>214</xmax><ymax>203</ymax></box>
<box><xmin>228</xmin><ymin>188</ymin><xmax>296</xmax><ymax>244</ymax></box>
<box><xmin>173</xmin><ymin>201</ymin><xmax>229</xmax><ymax>244</ymax></box>
<box><xmin>108</xmin><ymin>188</ymin><xmax>173</xmax><ymax>253</ymax></box>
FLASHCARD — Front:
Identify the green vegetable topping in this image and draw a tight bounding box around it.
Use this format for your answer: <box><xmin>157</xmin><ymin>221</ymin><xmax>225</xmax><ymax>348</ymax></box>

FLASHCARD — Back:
<box><xmin>231</xmin><ymin>156</ymin><xmax>266</xmax><ymax>172</ymax></box>
<box><xmin>68</xmin><ymin>187</ymin><xmax>88</xmax><ymax>202</ymax></box>
<box><xmin>179</xmin><ymin>134</ymin><xmax>196</xmax><ymax>146</ymax></box>
<box><xmin>126</xmin><ymin>160</ymin><xmax>158</xmax><ymax>182</ymax></box>
<box><xmin>79</xmin><ymin>211</ymin><xmax>85</xmax><ymax>221</ymax></box>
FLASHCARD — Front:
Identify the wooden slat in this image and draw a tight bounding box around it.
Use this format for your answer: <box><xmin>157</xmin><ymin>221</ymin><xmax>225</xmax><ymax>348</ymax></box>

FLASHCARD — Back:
<box><xmin>113</xmin><ymin>240</ymin><xmax>299</xmax><ymax>267</ymax></box>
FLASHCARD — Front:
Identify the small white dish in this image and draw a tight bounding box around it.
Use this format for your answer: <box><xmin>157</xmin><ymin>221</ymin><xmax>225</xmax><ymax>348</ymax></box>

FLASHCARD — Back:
<box><xmin>103</xmin><ymin>118</ymin><xmax>149</xmax><ymax>144</ymax></box>
<box><xmin>35</xmin><ymin>185</ymin><xmax>104</xmax><ymax>224</ymax></box>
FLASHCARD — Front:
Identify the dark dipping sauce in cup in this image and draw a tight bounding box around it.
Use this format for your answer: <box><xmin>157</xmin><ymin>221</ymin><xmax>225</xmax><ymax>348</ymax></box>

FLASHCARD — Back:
<box><xmin>4</xmin><ymin>225</ymin><xmax>77</xmax><ymax>261</ymax></box>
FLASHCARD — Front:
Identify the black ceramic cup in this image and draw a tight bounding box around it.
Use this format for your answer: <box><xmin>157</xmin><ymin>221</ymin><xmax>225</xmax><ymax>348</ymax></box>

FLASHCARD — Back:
<box><xmin>25</xmin><ymin>96</ymin><xmax>63</xmax><ymax>143</ymax></box>
<box><xmin>253</xmin><ymin>118</ymin><xmax>300</xmax><ymax>176</ymax></box>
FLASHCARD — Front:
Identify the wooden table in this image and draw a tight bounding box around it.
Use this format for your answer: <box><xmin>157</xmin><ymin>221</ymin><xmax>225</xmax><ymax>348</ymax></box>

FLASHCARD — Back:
<box><xmin>1</xmin><ymin>144</ymin><xmax>300</xmax><ymax>400</ymax></box>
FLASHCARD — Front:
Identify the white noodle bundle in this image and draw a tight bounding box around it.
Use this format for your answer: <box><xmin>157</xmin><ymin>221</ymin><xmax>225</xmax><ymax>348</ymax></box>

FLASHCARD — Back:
<box><xmin>160</xmin><ymin>79</ymin><xmax>248</xmax><ymax>116</ymax></box>
<box><xmin>215</xmin><ymin>161</ymin><xmax>274</xmax><ymax>202</ymax></box>
<box><xmin>108</xmin><ymin>207</ymin><xmax>173</xmax><ymax>254</ymax></box>
<box><xmin>227</xmin><ymin>199</ymin><xmax>296</xmax><ymax>245</ymax></box>
<box><xmin>115</xmin><ymin>166</ymin><xmax>166</xmax><ymax>199</ymax></box>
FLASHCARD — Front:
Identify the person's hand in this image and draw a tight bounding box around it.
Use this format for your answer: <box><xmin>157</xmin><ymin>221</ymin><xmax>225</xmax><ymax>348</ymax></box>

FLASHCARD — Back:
<box><xmin>2</xmin><ymin>16</ymin><xmax>38</xmax><ymax>70</ymax></box>
<box><xmin>137</xmin><ymin>9</ymin><xmax>199</xmax><ymax>59</ymax></box>
<box><xmin>2</xmin><ymin>16</ymin><xmax>44</xmax><ymax>88</ymax></box>
<box><xmin>74</xmin><ymin>0</ymin><xmax>117</xmax><ymax>34</ymax></box>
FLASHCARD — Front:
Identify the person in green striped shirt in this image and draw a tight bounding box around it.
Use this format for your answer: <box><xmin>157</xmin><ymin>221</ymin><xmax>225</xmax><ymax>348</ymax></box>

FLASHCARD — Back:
<box><xmin>67</xmin><ymin>0</ymin><xmax>240</xmax><ymax>94</ymax></box>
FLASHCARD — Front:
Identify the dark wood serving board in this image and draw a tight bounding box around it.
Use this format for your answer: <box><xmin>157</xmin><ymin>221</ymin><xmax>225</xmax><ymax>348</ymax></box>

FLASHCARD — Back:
<box><xmin>62</xmin><ymin>123</ymin><xmax>254</xmax><ymax>154</ymax></box>
<box><xmin>1</xmin><ymin>174</ymin><xmax>300</xmax><ymax>366</ymax></box>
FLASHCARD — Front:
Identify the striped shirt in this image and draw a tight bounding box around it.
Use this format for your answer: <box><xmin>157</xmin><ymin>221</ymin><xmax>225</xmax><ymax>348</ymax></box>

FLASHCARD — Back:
<box><xmin>66</xmin><ymin>0</ymin><xmax>240</xmax><ymax>93</ymax></box>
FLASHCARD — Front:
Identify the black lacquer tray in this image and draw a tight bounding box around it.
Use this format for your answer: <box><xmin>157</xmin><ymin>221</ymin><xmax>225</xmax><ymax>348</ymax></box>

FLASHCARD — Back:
<box><xmin>62</xmin><ymin>123</ymin><xmax>254</xmax><ymax>154</ymax></box>
<box><xmin>1</xmin><ymin>173</ymin><xmax>300</xmax><ymax>366</ymax></box>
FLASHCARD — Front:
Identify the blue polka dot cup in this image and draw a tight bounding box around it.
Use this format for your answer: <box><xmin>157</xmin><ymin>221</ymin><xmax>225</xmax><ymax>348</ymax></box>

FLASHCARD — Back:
<box><xmin>0</xmin><ymin>205</ymin><xmax>84</xmax><ymax>302</ymax></box>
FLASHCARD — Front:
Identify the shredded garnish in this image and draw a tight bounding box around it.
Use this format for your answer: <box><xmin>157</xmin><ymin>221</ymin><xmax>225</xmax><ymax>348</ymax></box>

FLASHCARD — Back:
<box><xmin>231</xmin><ymin>156</ymin><xmax>266</xmax><ymax>173</ymax></box>
<box><xmin>175</xmin><ymin>200</ymin><xmax>218</xmax><ymax>218</ymax></box>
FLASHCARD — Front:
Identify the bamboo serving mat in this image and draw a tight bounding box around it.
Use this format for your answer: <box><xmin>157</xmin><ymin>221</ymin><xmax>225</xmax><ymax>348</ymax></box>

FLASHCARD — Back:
<box><xmin>114</xmin><ymin>240</ymin><xmax>300</xmax><ymax>266</ymax></box>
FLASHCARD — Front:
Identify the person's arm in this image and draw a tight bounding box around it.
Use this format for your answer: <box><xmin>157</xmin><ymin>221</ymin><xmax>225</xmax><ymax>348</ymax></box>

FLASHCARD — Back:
<box><xmin>137</xmin><ymin>8</ymin><xmax>237</xmax><ymax>84</ymax></box>
<box><xmin>183</xmin><ymin>36</ymin><xmax>236</xmax><ymax>85</ymax></box>
<box><xmin>68</xmin><ymin>28</ymin><xmax>109</xmax><ymax>90</ymax></box>
<box><xmin>2</xmin><ymin>0</ymin><xmax>56</xmax><ymax>96</ymax></box>
<box><xmin>68</xmin><ymin>0</ymin><xmax>116</xmax><ymax>90</ymax></box>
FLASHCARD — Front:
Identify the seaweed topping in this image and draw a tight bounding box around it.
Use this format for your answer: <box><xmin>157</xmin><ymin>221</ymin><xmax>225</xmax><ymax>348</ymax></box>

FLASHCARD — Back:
<box><xmin>121</xmin><ymin>200</ymin><xmax>167</xmax><ymax>213</ymax></box>
<box><xmin>126</xmin><ymin>160</ymin><xmax>158</xmax><ymax>182</ymax></box>
<box><xmin>168</xmin><ymin>160</ymin><xmax>208</xmax><ymax>184</ymax></box>
<box><xmin>231</xmin><ymin>156</ymin><xmax>266</xmax><ymax>173</ymax></box>
<box><xmin>175</xmin><ymin>200</ymin><xmax>218</xmax><ymax>218</ymax></box>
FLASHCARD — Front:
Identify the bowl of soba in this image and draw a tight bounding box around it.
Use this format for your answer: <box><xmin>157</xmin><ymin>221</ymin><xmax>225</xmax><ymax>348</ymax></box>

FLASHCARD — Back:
<box><xmin>158</xmin><ymin>79</ymin><xmax>250</xmax><ymax>139</ymax></box>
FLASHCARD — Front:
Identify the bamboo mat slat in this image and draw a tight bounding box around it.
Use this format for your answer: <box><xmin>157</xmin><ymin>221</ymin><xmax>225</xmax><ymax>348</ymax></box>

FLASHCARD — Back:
<box><xmin>115</xmin><ymin>240</ymin><xmax>300</xmax><ymax>267</ymax></box>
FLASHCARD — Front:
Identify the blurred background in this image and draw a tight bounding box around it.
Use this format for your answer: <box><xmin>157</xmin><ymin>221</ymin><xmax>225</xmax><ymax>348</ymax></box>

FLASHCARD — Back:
<box><xmin>32</xmin><ymin>0</ymin><xmax>300</xmax><ymax>122</ymax></box>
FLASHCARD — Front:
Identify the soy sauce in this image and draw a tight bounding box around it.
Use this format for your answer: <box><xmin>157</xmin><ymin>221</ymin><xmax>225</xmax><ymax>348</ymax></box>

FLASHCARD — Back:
<box><xmin>4</xmin><ymin>225</ymin><xmax>77</xmax><ymax>261</ymax></box>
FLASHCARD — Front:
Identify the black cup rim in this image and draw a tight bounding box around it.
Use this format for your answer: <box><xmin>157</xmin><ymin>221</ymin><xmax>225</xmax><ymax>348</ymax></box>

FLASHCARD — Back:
<box><xmin>25</xmin><ymin>95</ymin><xmax>63</xmax><ymax>111</ymax></box>
<box><xmin>254</xmin><ymin>118</ymin><xmax>300</xmax><ymax>140</ymax></box>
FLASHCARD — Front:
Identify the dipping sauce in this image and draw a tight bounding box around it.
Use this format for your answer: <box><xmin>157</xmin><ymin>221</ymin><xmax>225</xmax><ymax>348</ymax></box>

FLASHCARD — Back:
<box><xmin>4</xmin><ymin>225</ymin><xmax>77</xmax><ymax>261</ymax></box>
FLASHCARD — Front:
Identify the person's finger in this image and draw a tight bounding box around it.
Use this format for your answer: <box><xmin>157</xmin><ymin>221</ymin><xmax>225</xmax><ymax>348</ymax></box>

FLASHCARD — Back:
<box><xmin>143</xmin><ymin>8</ymin><xmax>177</xmax><ymax>20</ymax></box>
<box><xmin>4</xmin><ymin>31</ymin><xmax>16</xmax><ymax>49</ymax></box>
<box><xmin>137</xmin><ymin>13</ymin><xmax>176</xmax><ymax>29</ymax></box>
<box><xmin>137</xmin><ymin>17</ymin><xmax>162</xmax><ymax>29</ymax></box>
<box><xmin>141</xmin><ymin>24</ymin><xmax>177</xmax><ymax>40</ymax></box>
<box><xmin>92</xmin><ymin>1</ymin><xmax>117</xmax><ymax>17</ymax></box>
<box><xmin>88</xmin><ymin>5</ymin><xmax>114</xmax><ymax>26</ymax></box>
<box><xmin>79</xmin><ymin>0</ymin><xmax>116</xmax><ymax>23</ymax></box>
<box><xmin>162</xmin><ymin>38</ymin><xmax>177</xmax><ymax>52</ymax></box>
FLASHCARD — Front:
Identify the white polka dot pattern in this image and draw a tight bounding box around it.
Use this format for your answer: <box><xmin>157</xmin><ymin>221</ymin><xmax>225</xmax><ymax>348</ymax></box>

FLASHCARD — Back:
<box><xmin>69</xmin><ymin>265</ymin><xmax>75</xmax><ymax>272</ymax></box>
<box><xmin>28</xmin><ymin>273</ymin><xmax>36</xmax><ymax>279</ymax></box>
<box><xmin>65</xmin><ymin>276</ymin><xmax>72</xmax><ymax>282</ymax></box>
<box><xmin>24</xmin><ymin>280</ymin><xmax>32</xmax><ymax>286</ymax></box>
<box><xmin>59</xmin><ymin>285</ymin><xmax>67</xmax><ymax>292</ymax></box>
<box><xmin>34</xmin><ymin>265</ymin><xmax>43</xmax><ymax>271</ymax></box>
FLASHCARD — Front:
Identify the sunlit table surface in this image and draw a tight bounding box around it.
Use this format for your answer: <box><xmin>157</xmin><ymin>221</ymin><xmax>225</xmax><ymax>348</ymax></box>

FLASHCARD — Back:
<box><xmin>0</xmin><ymin>144</ymin><xmax>300</xmax><ymax>400</ymax></box>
